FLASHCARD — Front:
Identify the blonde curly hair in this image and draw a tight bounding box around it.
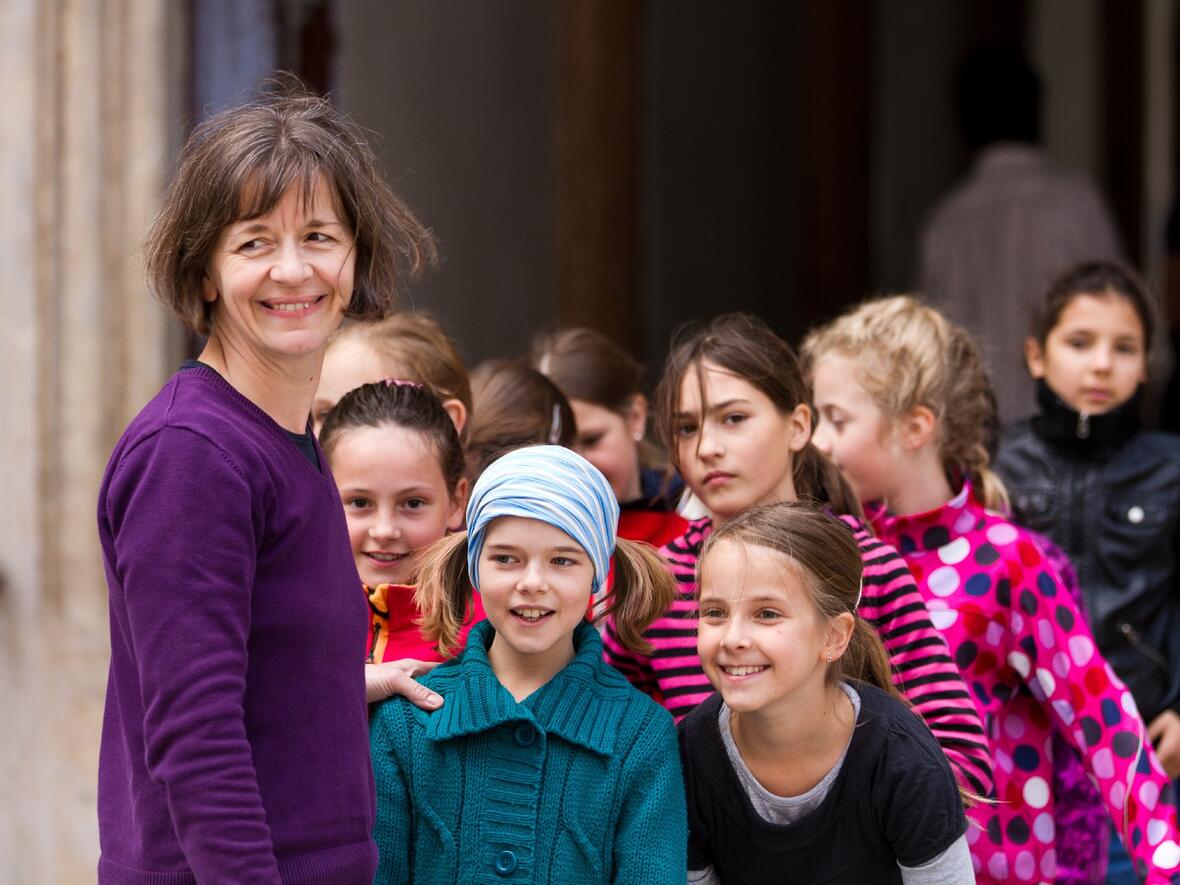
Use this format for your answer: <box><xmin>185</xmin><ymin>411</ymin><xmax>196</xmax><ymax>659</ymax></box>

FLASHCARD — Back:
<box><xmin>801</xmin><ymin>295</ymin><xmax>1008</xmax><ymax>512</ymax></box>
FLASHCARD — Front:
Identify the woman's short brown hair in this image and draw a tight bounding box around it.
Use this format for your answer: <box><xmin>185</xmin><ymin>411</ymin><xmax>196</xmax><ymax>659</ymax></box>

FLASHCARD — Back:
<box><xmin>145</xmin><ymin>76</ymin><xmax>437</xmax><ymax>335</ymax></box>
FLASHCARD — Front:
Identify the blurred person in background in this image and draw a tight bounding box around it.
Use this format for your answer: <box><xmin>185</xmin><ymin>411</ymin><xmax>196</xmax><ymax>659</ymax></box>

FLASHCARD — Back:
<box><xmin>532</xmin><ymin>326</ymin><xmax>687</xmax><ymax>549</ymax></box>
<box><xmin>917</xmin><ymin>44</ymin><xmax>1122</xmax><ymax>425</ymax></box>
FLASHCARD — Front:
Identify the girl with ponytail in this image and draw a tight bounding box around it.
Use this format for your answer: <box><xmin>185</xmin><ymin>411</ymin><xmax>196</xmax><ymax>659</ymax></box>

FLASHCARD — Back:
<box><xmin>680</xmin><ymin>501</ymin><xmax>973</xmax><ymax>884</ymax></box>
<box><xmin>318</xmin><ymin>380</ymin><xmax>481</xmax><ymax>673</ymax></box>
<box><xmin>603</xmin><ymin>313</ymin><xmax>993</xmax><ymax>799</ymax></box>
<box><xmin>804</xmin><ymin>294</ymin><xmax>1180</xmax><ymax>883</ymax></box>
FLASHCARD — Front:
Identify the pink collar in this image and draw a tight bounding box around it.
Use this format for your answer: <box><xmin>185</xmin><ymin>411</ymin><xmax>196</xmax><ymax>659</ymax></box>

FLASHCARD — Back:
<box><xmin>870</xmin><ymin>482</ymin><xmax>984</xmax><ymax>553</ymax></box>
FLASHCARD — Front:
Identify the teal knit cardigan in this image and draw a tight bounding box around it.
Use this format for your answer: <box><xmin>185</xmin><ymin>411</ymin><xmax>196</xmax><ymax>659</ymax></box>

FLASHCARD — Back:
<box><xmin>370</xmin><ymin>619</ymin><xmax>687</xmax><ymax>884</ymax></box>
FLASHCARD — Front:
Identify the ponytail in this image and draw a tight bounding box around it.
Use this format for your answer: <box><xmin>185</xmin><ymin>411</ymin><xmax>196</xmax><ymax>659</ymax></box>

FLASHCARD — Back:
<box><xmin>791</xmin><ymin>444</ymin><xmax>865</xmax><ymax>519</ymax></box>
<box><xmin>974</xmin><ymin>466</ymin><xmax>1010</xmax><ymax>513</ymax></box>
<box><xmin>413</xmin><ymin>532</ymin><xmax>473</xmax><ymax>658</ymax></box>
<box><xmin>840</xmin><ymin>618</ymin><xmax>906</xmax><ymax>706</ymax></box>
<box><xmin>595</xmin><ymin>538</ymin><xmax>677</xmax><ymax>655</ymax></box>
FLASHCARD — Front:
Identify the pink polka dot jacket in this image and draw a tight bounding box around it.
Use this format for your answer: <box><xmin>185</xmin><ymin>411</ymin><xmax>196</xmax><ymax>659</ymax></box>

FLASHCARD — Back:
<box><xmin>871</xmin><ymin>483</ymin><xmax>1180</xmax><ymax>884</ymax></box>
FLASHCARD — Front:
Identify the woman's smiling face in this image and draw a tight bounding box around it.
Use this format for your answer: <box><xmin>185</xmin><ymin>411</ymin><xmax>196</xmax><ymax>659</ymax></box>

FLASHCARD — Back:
<box><xmin>202</xmin><ymin>174</ymin><xmax>355</xmax><ymax>367</ymax></box>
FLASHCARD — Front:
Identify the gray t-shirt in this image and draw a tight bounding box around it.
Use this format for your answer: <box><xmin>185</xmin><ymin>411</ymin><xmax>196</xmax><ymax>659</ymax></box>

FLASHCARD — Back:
<box><xmin>687</xmin><ymin>684</ymin><xmax>974</xmax><ymax>885</ymax></box>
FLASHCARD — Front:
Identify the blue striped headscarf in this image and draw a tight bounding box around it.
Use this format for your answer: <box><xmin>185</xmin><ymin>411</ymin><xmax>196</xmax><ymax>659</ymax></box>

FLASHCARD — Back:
<box><xmin>466</xmin><ymin>445</ymin><xmax>620</xmax><ymax>593</ymax></box>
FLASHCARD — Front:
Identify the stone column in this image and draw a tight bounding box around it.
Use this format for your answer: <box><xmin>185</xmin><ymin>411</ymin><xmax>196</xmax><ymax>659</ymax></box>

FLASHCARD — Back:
<box><xmin>0</xmin><ymin>2</ymin><xmax>183</xmax><ymax>881</ymax></box>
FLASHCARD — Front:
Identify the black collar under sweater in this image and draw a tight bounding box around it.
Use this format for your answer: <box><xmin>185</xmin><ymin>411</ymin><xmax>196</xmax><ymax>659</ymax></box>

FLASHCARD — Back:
<box><xmin>1031</xmin><ymin>378</ymin><xmax>1142</xmax><ymax>455</ymax></box>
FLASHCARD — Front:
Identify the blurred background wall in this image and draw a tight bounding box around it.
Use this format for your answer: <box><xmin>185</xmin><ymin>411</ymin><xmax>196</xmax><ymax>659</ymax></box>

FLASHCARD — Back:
<box><xmin>2</xmin><ymin>0</ymin><xmax>1176</xmax><ymax>880</ymax></box>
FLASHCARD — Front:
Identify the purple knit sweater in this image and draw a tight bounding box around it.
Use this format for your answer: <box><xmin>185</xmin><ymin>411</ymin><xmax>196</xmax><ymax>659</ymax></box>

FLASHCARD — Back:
<box><xmin>96</xmin><ymin>365</ymin><xmax>377</xmax><ymax>884</ymax></box>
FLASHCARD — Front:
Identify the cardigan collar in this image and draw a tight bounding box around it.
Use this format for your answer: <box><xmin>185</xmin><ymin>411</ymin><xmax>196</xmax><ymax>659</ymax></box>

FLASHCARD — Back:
<box><xmin>869</xmin><ymin>481</ymin><xmax>987</xmax><ymax>554</ymax></box>
<box><xmin>418</xmin><ymin>619</ymin><xmax>634</xmax><ymax>757</ymax></box>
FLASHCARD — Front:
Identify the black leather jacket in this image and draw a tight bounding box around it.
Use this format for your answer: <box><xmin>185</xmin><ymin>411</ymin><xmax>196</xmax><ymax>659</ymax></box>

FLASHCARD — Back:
<box><xmin>995</xmin><ymin>381</ymin><xmax>1180</xmax><ymax>723</ymax></box>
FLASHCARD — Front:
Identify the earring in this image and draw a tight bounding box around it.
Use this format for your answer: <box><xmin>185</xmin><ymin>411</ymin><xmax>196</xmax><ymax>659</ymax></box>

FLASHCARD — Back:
<box><xmin>633</xmin><ymin>432</ymin><xmax>643</xmax><ymax>442</ymax></box>
<box><xmin>826</xmin><ymin>650</ymin><xmax>832</xmax><ymax>664</ymax></box>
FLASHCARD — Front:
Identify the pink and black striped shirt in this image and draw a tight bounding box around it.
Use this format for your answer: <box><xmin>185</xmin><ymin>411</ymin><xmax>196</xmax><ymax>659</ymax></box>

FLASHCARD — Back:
<box><xmin>603</xmin><ymin>514</ymin><xmax>994</xmax><ymax>797</ymax></box>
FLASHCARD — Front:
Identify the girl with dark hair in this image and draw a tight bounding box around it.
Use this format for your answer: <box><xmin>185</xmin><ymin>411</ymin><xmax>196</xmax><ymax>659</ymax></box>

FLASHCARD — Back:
<box><xmin>464</xmin><ymin>360</ymin><xmax>577</xmax><ymax>481</ymax></box>
<box><xmin>320</xmin><ymin>381</ymin><xmax>482</xmax><ymax>673</ymax></box>
<box><xmin>995</xmin><ymin>261</ymin><xmax>1180</xmax><ymax>883</ymax></box>
<box><xmin>680</xmin><ymin>502</ymin><xmax>972</xmax><ymax>883</ymax></box>
<box><xmin>603</xmin><ymin>313</ymin><xmax>993</xmax><ymax>800</ymax></box>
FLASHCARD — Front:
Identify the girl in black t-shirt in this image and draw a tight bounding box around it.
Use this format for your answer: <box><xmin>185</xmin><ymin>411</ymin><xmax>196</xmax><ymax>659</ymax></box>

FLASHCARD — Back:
<box><xmin>679</xmin><ymin>502</ymin><xmax>972</xmax><ymax>884</ymax></box>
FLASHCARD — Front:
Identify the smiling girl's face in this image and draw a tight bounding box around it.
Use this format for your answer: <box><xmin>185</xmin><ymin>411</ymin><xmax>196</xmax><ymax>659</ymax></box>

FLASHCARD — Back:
<box><xmin>202</xmin><ymin>175</ymin><xmax>355</xmax><ymax>368</ymax></box>
<box><xmin>1026</xmin><ymin>291</ymin><xmax>1148</xmax><ymax>416</ymax></box>
<box><xmin>331</xmin><ymin>423</ymin><xmax>465</xmax><ymax>587</ymax></box>
<box><xmin>476</xmin><ymin>516</ymin><xmax>594</xmax><ymax>671</ymax></box>
<box><xmin>697</xmin><ymin>539</ymin><xmax>834</xmax><ymax>715</ymax></box>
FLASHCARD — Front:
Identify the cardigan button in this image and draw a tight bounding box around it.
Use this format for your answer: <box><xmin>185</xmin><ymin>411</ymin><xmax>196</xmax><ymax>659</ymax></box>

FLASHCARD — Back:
<box><xmin>494</xmin><ymin>850</ymin><xmax>518</xmax><ymax>875</ymax></box>
<box><xmin>513</xmin><ymin>723</ymin><xmax>536</xmax><ymax>746</ymax></box>
<box><xmin>1128</xmin><ymin>505</ymin><xmax>1145</xmax><ymax>524</ymax></box>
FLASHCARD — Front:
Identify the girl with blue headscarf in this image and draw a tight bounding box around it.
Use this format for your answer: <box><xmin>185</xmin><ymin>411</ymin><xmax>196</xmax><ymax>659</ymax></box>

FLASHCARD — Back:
<box><xmin>369</xmin><ymin>445</ymin><xmax>687</xmax><ymax>883</ymax></box>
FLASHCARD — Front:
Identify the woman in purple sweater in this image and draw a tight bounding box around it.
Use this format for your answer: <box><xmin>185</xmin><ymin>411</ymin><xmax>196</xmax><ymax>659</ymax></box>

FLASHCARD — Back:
<box><xmin>96</xmin><ymin>81</ymin><xmax>435</xmax><ymax>883</ymax></box>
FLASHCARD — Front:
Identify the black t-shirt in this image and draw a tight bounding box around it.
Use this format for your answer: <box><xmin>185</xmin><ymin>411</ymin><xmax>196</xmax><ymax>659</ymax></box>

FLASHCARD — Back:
<box><xmin>678</xmin><ymin>682</ymin><xmax>966</xmax><ymax>884</ymax></box>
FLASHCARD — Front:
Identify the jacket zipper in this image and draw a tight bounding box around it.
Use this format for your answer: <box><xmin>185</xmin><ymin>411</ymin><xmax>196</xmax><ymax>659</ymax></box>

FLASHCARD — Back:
<box><xmin>367</xmin><ymin>622</ymin><xmax>382</xmax><ymax>663</ymax></box>
<box><xmin>1076</xmin><ymin>411</ymin><xmax>1091</xmax><ymax>439</ymax></box>
<box><xmin>1119</xmin><ymin>621</ymin><xmax>1170</xmax><ymax>672</ymax></box>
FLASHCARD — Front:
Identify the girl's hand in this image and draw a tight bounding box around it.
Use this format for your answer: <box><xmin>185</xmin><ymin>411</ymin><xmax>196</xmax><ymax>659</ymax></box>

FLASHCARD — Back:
<box><xmin>365</xmin><ymin>660</ymin><xmax>443</xmax><ymax>707</ymax></box>
<box><xmin>1149</xmin><ymin>709</ymin><xmax>1180</xmax><ymax>779</ymax></box>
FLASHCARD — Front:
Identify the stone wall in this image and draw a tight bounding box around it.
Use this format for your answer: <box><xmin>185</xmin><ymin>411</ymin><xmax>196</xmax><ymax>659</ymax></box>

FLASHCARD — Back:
<box><xmin>0</xmin><ymin>2</ymin><xmax>183</xmax><ymax>880</ymax></box>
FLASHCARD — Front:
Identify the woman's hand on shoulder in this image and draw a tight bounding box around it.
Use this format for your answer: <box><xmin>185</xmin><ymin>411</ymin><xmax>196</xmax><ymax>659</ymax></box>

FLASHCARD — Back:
<box><xmin>365</xmin><ymin>660</ymin><xmax>444</xmax><ymax>708</ymax></box>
